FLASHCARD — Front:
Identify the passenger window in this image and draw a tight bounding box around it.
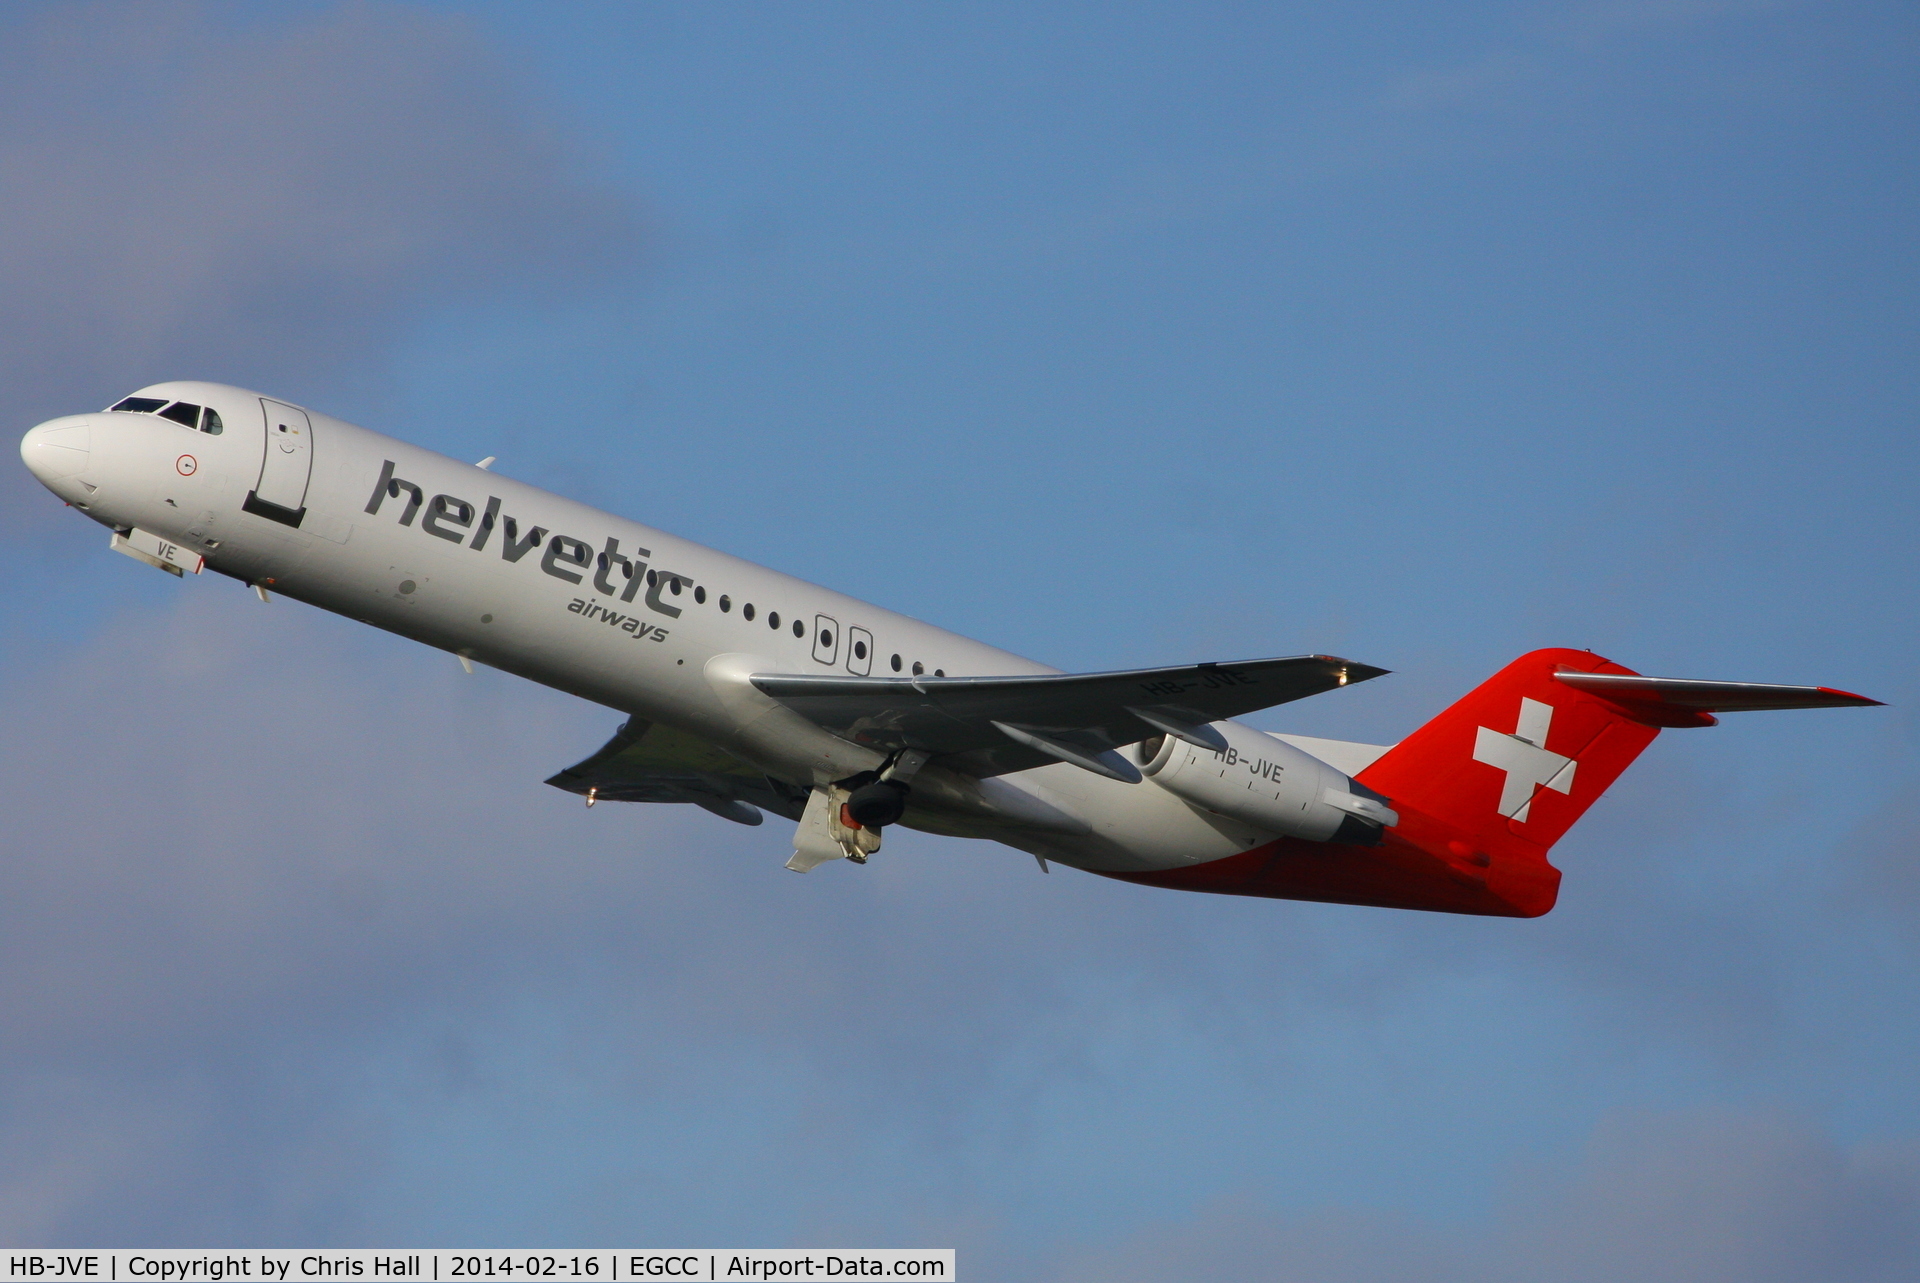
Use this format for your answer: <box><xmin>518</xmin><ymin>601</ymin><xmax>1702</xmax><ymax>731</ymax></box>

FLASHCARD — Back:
<box><xmin>201</xmin><ymin>407</ymin><xmax>223</xmax><ymax>435</ymax></box>
<box><xmin>110</xmin><ymin>397</ymin><xmax>167</xmax><ymax>414</ymax></box>
<box><xmin>157</xmin><ymin>401</ymin><xmax>201</xmax><ymax>428</ymax></box>
<box><xmin>912</xmin><ymin>662</ymin><xmax>924</xmax><ymax>676</ymax></box>
<box><xmin>668</xmin><ymin>577</ymin><xmax>681</xmax><ymax>595</ymax></box>
<box><xmin>935</xmin><ymin>669</ymin><xmax>945</xmax><ymax>677</ymax></box>
<box><xmin>768</xmin><ymin>611</ymin><xmax>781</xmax><ymax>629</ymax></box>
<box><xmin>853</xmin><ymin>640</ymin><xmax>867</xmax><ymax>660</ymax></box>
<box><xmin>694</xmin><ymin>586</ymin><xmax>706</xmax><ymax>604</ymax></box>
<box><xmin>891</xmin><ymin>654</ymin><xmax>902</xmax><ymax>672</ymax></box>
<box><xmin>793</xmin><ymin>619</ymin><xmax>805</xmax><ymax>638</ymax></box>
<box><xmin>743</xmin><ymin>604</ymin><xmax>755</xmax><ymax>621</ymax></box>
<box><xmin>719</xmin><ymin>595</ymin><xmax>731</xmax><ymax>612</ymax></box>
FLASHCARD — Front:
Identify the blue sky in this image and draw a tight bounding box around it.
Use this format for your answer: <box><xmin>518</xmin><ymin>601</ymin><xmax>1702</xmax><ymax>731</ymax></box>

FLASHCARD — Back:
<box><xmin>1</xmin><ymin>2</ymin><xmax>1916</xmax><ymax>1277</ymax></box>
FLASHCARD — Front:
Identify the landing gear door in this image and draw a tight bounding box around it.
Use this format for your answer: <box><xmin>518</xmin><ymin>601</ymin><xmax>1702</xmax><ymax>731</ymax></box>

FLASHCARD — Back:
<box><xmin>846</xmin><ymin>626</ymin><xmax>874</xmax><ymax>676</ymax></box>
<box><xmin>244</xmin><ymin>398</ymin><xmax>313</xmax><ymax>527</ymax></box>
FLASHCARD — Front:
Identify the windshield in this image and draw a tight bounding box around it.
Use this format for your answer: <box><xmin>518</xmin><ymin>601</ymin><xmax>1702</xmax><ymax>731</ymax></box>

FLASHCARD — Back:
<box><xmin>109</xmin><ymin>397</ymin><xmax>223</xmax><ymax>434</ymax></box>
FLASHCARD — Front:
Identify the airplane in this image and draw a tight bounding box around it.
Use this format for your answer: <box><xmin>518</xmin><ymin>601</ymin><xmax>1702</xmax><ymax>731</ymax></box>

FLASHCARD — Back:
<box><xmin>19</xmin><ymin>382</ymin><xmax>1883</xmax><ymax>918</ymax></box>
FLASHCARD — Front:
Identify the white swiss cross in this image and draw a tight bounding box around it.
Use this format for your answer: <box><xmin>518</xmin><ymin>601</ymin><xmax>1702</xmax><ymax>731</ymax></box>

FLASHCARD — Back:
<box><xmin>1472</xmin><ymin>697</ymin><xmax>1576</xmax><ymax>822</ymax></box>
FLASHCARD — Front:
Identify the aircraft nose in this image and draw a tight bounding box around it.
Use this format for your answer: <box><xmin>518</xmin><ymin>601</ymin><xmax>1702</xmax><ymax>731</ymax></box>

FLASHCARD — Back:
<box><xmin>20</xmin><ymin>418</ymin><xmax>91</xmax><ymax>485</ymax></box>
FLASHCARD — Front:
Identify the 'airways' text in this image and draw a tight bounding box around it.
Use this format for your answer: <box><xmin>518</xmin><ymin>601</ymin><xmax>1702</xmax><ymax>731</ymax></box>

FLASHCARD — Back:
<box><xmin>567</xmin><ymin>598</ymin><xmax>670</xmax><ymax>642</ymax></box>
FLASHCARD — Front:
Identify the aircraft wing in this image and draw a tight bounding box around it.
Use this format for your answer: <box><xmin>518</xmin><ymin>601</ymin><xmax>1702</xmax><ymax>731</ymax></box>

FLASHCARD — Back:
<box><xmin>545</xmin><ymin>719</ymin><xmax>807</xmax><ymax>824</ymax></box>
<box><xmin>752</xmin><ymin>654</ymin><xmax>1388</xmax><ymax>782</ymax></box>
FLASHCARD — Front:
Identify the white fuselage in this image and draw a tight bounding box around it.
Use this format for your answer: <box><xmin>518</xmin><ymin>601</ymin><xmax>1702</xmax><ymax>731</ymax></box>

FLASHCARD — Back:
<box><xmin>22</xmin><ymin>382</ymin><xmax>1326</xmax><ymax>876</ymax></box>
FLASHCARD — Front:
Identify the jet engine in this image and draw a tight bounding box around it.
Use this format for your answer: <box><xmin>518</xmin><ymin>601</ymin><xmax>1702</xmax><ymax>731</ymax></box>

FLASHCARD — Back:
<box><xmin>1136</xmin><ymin>722</ymin><xmax>1399</xmax><ymax>845</ymax></box>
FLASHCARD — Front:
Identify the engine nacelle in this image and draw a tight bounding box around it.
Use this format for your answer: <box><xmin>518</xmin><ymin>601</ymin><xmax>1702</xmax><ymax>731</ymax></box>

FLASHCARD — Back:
<box><xmin>1137</xmin><ymin>722</ymin><xmax>1399</xmax><ymax>845</ymax></box>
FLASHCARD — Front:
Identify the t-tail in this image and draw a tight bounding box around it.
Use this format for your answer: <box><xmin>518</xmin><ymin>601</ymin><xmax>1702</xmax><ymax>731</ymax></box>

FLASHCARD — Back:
<box><xmin>1358</xmin><ymin>647</ymin><xmax>1885</xmax><ymax>916</ymax></box>
<box><xmin>1117</xmin><ymin>648</ymin><xmax>1880</xmax><ymax>917</ymax></box>
<box><xmin>1360</xmin><ymin>648</ymin><xmax>1670</xmax><ymax>916</ymax></box>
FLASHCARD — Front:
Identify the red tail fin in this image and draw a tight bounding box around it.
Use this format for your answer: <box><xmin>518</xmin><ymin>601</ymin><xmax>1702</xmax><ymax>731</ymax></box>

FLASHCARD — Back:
<box><xmin>1105</xmin><ymin>647</ymin><xmax>1876</xmax><ymax>915</ymax></box>
<box><xmin>1355</xmin><ymin>648</ymin><xmax>1661</xmax><ymax>916</ymax></box>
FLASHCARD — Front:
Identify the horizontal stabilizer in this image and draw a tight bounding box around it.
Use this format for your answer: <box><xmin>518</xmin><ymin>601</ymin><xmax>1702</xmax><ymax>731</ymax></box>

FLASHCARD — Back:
<box><xmin>1553</xmin><ymin>670</ymin><xmax>1884</xmax><ymax>728</ymax></box>
<box><xmin>751</xmin><ymin>655</ymin><xmax>1387</xmax><ymax>779</ymax></box>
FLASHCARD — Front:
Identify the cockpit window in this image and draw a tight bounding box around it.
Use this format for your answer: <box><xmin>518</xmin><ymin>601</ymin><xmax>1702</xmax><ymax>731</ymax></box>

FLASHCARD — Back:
<box><xmin>111</xmin><ymin>397</ymin><xmax>223</xmax><ymax>432</ymax></box>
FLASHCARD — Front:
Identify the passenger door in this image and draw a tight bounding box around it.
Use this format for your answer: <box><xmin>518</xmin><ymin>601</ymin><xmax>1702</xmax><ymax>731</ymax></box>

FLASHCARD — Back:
<box><xmin>244</xmin><ymin>398</ymin><xmax>313</xmax><ymax>527</ymax></box>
